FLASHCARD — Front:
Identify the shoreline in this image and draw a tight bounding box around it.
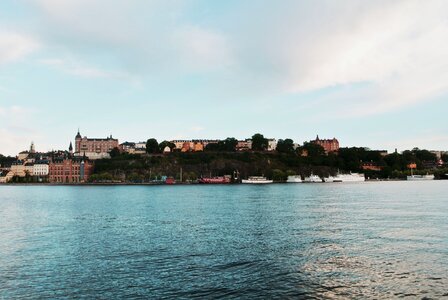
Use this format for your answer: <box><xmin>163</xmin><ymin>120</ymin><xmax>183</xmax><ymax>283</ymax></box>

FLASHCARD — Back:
<box><xmin>2</xmin><ymin>178</ymin><xmax>444</xmax><ymax>186</ymax></box>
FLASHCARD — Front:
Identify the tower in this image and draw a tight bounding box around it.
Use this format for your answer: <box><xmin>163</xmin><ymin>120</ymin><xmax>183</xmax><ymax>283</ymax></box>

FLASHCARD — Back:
<box><xmin>75</xmin><ymin>129</ymin><xmax>82</xmax><ymax>153</ymax></box>
<box><xmin>30</xmin><ymin>141</ymin><xmax>36</xmax><ymax>153</ymax></box>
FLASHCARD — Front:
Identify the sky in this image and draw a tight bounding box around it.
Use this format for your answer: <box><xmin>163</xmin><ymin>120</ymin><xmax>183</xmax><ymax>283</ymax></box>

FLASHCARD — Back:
<box><xmin>0</xmin><ymin>0</ymin><xmax>447</xmax><ymax>156</ymax></box>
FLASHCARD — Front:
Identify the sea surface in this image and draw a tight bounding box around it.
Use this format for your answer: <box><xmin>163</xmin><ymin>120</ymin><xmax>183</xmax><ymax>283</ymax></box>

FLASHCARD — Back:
<box><xmin>0</xmin><ymin>181</ymin><xmax>447</xmax><ymax>299</ymax></box>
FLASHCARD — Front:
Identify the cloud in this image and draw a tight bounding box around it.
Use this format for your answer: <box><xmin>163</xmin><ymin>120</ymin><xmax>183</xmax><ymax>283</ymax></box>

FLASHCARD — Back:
<box><xmin>8</xmin><ymin>0</ymin><xmax>448</xmax><ymax>119</ymax></box>
<box><xmin>38</xmin><ymin>57</ymin><xmax>139</xmax><ymax>84</ymax></box>
<box><xmin>0</xmin><ymin>31</ymin><xmax>39</xmax><ymax>65</ymax></box>
<box><xmin>264</xmin><ymin>0</ymin><xmax>448</xmax><ymax>114</ymax></box>
<box><xmin>172</xmin><ymin>25</ymin><xmax>234</xmax><ymax>72</ymax></box>
<box><xmin>0</xmin><ymin>106</ymin><xmax>41</xmax><ymax>155</ymax></box>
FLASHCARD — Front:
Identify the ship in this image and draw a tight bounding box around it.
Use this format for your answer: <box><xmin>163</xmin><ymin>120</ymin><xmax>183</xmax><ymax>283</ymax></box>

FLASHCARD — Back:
<box><xmin>333</xmin><ymin>172</ymin><xmax>365</xmax><ymax>182</ymax></box>
<box><xmin>323</xmin><ymin>176</ymin><xmax>334</xmax><ymax>183</ymax></box>
<box><xmin>286</xmin><ymin>175</ymin><xmax>302</xmax><ymax>183</ymax></box>
<box><xmin>407</xmin><ymin>174</ymin><xmax>435</xmax><ymax>181</ymax></box>
<box><xmin>241</xmin><ymin>176</ymin><xmax>273</xmax><ymax>184</ymax></box>
<box><xmin>198</xmin><ymin>176</ymin><xmax>231</xmax><ymax>184</ymax></box>
<box><xmin>303</xmin><ymin>173</ymin><xmax>322</xmax><ymax>183</ymax></box>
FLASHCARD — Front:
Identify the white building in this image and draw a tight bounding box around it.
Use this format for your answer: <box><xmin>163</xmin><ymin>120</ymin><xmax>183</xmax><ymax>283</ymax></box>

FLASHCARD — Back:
<box><xmin>267</xmin><ymin>139</ymin><xmax>277</xmax><ymax>151</ymax></box>
<box><xmin>33</xmin><ymin>161</ymin><xmax>49</xmax><ymax>176</ymax></box>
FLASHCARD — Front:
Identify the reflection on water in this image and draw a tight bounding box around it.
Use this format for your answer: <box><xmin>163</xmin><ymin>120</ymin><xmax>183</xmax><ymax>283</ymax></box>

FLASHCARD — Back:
<box><xmin>0</xmin><ymin>181</ymin><xmax>447</xmax><ymax>298</ymax></box>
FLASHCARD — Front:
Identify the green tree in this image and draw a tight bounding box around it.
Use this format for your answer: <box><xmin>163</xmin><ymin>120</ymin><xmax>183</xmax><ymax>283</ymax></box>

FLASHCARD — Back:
<box><xmin>251</xmin><ymin>133</ymin><xmax>268</xmax><ymax>151</ymax></box>
<box><xmin>442</xmin><ymin>153</ymin><xmax>448</xmax><ymax>163</ymax></box>
<box><xmin>222</xmin><ymin>137</ymin><xmax>238</xmax><ymax>152</ymax></box>
<box><xmin>109</xmin><ymin>147</ymin><xmax>121</xmax><ymax>158</ymax></box>
<box><xmin>272</xmin><ymin>169</ymin><xmax>286</xmax><ymax>181</ymax></box>
<box><xmin>146</xmin><ymin>138</ymin><xmax>160</xmax><ymax>154</ymax></box>
<box><xmin>159</xmin><ymin>140</ymin><xmax>175</xmax><ymax>152</ymax></box>
<box><xmin>276</xmin><ymin>138</ymin><xmax>295</xmax><ymax>153</ymax></box>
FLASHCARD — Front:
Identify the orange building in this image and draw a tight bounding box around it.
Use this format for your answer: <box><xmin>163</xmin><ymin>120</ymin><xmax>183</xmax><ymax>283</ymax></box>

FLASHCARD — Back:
<box><xmin>311</xmin><ymin>135</ymin><xmax>339</xmax><ymax>153</ymax></box>
<box><xmin>361</xmin><ymin>162</ymin><xmax>383</xmax><ymax>171</ymax></box>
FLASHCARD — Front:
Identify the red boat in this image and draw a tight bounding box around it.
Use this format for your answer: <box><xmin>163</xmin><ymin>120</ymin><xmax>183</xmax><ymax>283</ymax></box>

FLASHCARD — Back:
<box><xmin>165</xmin><ymin>177</ymin><xmax>176</xmax><ymax>184</ymax></box>
<box><xmin>198</xmin><ymin>176</ymin><xmax>231</xmax><ymax>184</ymax></box>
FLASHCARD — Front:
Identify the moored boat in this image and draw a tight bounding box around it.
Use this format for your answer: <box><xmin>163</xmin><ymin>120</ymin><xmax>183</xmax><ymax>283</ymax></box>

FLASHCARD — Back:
<box><xmin>333</xmin><ymin>173</ymin><xmax>365</xmax><ymax>182</ymax></box>
<box><xmin>198</xmin><ymin>176</ymin><xmax>231</xmax><ymax>184</ymax></box>
<box><xmin>286</xmin><ymin>175</ymin><xmax>302</xmax><ymax>183</ymax></box>
<box><xmin>407</xmin><ymin>174</ymin><xmax>434</xmax><ymax>181</ymax></box>
<box><xmin>241</xmin><ymin>176</ymin><xmax>273</xmax><ymax>184</ymax></box>
<box><xmin>323</xmin><ymin>176</ymin><xmax>334</xmax><ymax>183</ymax></box>
<box><xmin>303</xmin><ymin>174</ymin><xmax>322</xmax><ymax>183</ymax></box>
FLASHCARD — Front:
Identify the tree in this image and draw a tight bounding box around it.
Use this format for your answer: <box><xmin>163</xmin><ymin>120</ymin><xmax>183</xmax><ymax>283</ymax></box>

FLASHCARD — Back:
<box><xmin>146</xmin><ymin>138</ymin><xmax>160</xmax><ymax>154</ymax></box>
<box><xmin>221</xmin><ymin>137</ymin><xmax>238</xmax><ymax>152</ymax></box>
<box><xmin>276</xmin><ymin>138</ymin><xmax>295</xmax><ymax>153</ymax></box>
<box><xmin>251</xmin><ymin>133</ymin><xmax>268</xmax><ymax>151</ymax></box>
<box><xmin>299</xmin><ymin>142</ymin><xmax>326</xmax><ymax>157</ymax></box>
<box><xmin>159</xmin><ymin>140</ymin><xmax>175</xmax><ymax>152</ymax></box>
<box><xmin>442</xmin><ymin>153</ymin><xmax>448</xmax><ymax>163</ymax></box>
<box><xmin>109</xmin><ymin>147</ymin><xmax>120</xmax><ymax>158</ymax></box>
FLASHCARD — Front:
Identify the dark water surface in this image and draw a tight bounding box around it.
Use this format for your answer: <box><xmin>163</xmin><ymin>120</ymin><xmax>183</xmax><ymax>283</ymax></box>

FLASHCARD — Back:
<box><xmin>1</xmin><ymin>182</ymin><xmax>447</xmax><ymax>299</ymax></box>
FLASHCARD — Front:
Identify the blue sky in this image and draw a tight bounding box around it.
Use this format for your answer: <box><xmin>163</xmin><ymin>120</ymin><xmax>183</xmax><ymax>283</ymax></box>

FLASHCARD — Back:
<box><xmin>1</xmin><ymin>0</ymin><xmax>447</xmax><ymax>155</ymax></box>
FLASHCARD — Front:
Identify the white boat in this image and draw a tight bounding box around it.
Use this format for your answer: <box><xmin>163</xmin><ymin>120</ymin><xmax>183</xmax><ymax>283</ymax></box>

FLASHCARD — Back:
<box><xmin>406</xmin><ymin>168</ymin><xmax>434</xmax><ymax>181</ymax></box>
<box><xmin>286</xmin><ymin>175</ymin><xmax>302</xmax><ymax>183</ymax></box>
<box><xmin>241</xmin><ymin>176</ymin><xmax>273</xmax><ymax>184</ymax></box>
<box><xmin>323</xmin><ymin>176</ymin><xmax>334</xmax><ymax>183</ymax></box>
<box><xmin>333</xmin><ymin>173</ymin><xmax>365</xmax><ymax>182</ymax></box>
<box><xmin>303</xmin><ymin>174</ymin><xmax>322</xmax><ymax>183</ymax></box>
<box><xmin>407</xmin><ymin>174</ymin><xmax>434</xmax><ymax>181</ymax></box>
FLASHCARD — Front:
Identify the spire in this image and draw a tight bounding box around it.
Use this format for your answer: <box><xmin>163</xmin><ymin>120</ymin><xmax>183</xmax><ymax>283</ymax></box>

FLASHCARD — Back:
<box><xmin>69</xmin><ymin>142</ymin><xmax>73</xmax><ymax>152</ymax></box>
<box><xmin>76</xmin><ymin>128</ymin><xmax>81</xmax><ymax>139</ymax></box>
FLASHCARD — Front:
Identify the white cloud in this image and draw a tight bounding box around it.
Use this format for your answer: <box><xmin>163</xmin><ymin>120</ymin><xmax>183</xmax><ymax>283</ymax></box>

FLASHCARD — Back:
<box><xmin>270</xmin><ymin>0</ymin><xmax>448</xmax><ymax>114</ymax></box>
<box><xmin>0</xmin><ymin>32</ymin><xmax>39</xmax><ymax>65</ymax></box>
<box><xmin>0</xmin><ymin>106</ymin><xmax>41</xmax><ymax>155</ymax></box>
<box><xmin>38</xmin><ymin>57</ymin><xmax>139</xmax><ymax>84</ymax></box>
<box><xmin>172</xmin><ymin>25</ymin><xmax>234</xmax><ymax>71</ymax></box>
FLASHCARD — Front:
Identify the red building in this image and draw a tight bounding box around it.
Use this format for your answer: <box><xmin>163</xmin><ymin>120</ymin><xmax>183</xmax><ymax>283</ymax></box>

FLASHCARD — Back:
<box><xmin>49</xmin><ymin>157</ymin><xmax>93</xmax><ymax>183</ymax></box>
<box><xmin>311</xmin><ymin>135</ymin><xmax>339</xmax><ymax>153</ymax></box>
<box><xmin>75</xmin><ymin>130</ymin><xmax>119</xmax><ymax>159</ymax></box>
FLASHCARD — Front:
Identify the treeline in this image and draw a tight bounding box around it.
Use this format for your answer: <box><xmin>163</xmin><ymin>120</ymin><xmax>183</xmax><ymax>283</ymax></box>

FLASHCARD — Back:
<box><xmin>92</xmin><ymin>144</ymin><xmax>447</xmax><ymax>182</ymax></box>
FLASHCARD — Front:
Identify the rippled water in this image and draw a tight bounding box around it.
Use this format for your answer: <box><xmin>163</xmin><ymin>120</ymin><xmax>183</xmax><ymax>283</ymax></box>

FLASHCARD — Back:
<box><xmin>0</xmin><ymin>182</ymin><xmax>447</xmax><ymax>299</ymax></box>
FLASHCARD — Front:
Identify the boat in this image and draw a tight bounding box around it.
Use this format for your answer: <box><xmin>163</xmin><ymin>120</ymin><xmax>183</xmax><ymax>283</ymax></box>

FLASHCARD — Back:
<box><xmin>406</xmin><ymin>167</ymin><xmax>434</xmax><ymax>181</ymax></box>
<box><xmin>286</xmin><ymin>175</ymin><xmax>302</xmax><ymax>183</ymax></box>
<box><xmin>165</xmin><ymin>177</ymin><xmax>175</xmax><ymax>184</ymax></box>
<box><xmin>198</xmin><ymin>176</ymin><xmax>231</xmax><ymax>184</ymax></box>
<box><xmin>333</xmin><ymin>172</ymin><xmax>365</xmax><ymax>182</ymax></box>
<box><xmin>241</xmin><ymin>176</ymin><xmax>273</xmax><ymax>184</ymax></box>
<box><xmin>407</xmin><ymin>174</ymin><xmax>435</xmax><ymax>181</ymax></box>
<box><xmin>323</xmin><ymin>176</ymin><xmax>334</xmax><ymax>183</ymax></box>
<box><xmin>303</xmin><ymin>173</ymin><xmax>322</xmax><ymax>183</ymax></box>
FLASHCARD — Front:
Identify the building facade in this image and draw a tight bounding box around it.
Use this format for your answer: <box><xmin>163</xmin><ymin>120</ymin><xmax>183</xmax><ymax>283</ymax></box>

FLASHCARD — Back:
<box><xmin>311</xmin><ymin>135</ymin><xmax>340</xmax><ymax>153</ymax></box>
<box><xmin>49</xmin><ymin>157</ymin><xmax>93</xmax><ymax>183</ymax></box>
<box><xmin>171</xmin><ymin>139</ymin><xmax>219</xmax><ymax>152</ymax></box>
<box><xmin>74</xmin><ymin>130</ymin><xmax>119</xmax><ymax>159</ymax></box>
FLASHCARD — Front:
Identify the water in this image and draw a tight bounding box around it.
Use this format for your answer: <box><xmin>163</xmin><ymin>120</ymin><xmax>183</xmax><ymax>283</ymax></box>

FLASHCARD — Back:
<box><xmin>0</xmin><ymin>182</ymin><xmax>447</xmax><ymax>299</ymax></box>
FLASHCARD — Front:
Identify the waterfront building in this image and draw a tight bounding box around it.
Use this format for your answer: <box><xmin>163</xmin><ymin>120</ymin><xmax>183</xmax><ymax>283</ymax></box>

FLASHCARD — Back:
<box><xmin>33</xmin><ymin>160</ymin><xmax>50</xmax><ymax>176</ymax></box>
<box><xmin>311</xmin><ymin>135</ymin><xmax>339</xmax><ymax>153</ymax></box>
<box><xmin>9</xmin><ymin>161</ymin><xmax>26</xmax><ymax>177</ymax></box>
<box><xmin>74</xmin><ymin>130</ymin><xmax>119</xmax><ymax>159</ymax></box>
<box><xmin>49</xmin><ymin>157</ymin><xmax>93</xmax><ymax>183</ymax></box>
